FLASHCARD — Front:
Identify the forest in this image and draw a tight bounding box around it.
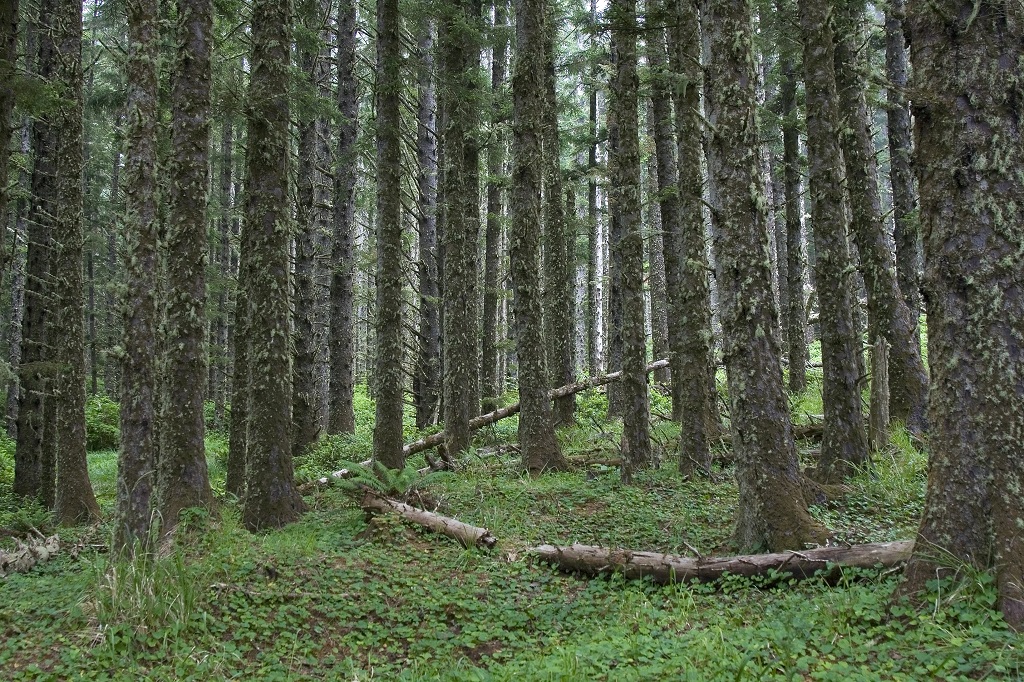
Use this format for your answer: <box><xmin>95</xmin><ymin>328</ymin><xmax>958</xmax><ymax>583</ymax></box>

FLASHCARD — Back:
<box><xmin>0</xmin><ymin>0</ymin><xmax>1022</xmax><ymax>677</ymax></box>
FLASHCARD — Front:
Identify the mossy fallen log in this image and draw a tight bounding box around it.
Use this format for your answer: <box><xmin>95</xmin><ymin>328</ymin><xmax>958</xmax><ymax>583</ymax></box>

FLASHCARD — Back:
<box><xmin>530</xmin><ymin>540</ymin><xmax>913</xmax><ymax>583</ymax></box>
<box><xmin>360</xmin><ymin>490</ymin><xmax>498</xmax><ymax>549</ymax></box>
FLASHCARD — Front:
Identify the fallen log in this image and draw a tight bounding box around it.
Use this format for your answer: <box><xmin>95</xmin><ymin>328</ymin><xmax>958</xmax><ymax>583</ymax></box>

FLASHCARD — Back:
<box><xmin>360</xmin><ymin>490</ymin><xmax>498</xmax><ymax>549</ymax></box>
<box><xmin>403</xmin><ymin>359</ymin><xmax>670</xmax><ymax>458</ymax></box>
<box><xmin>531</xmin><ymin>540</ymin><xmax>913</xmax><ymax>584</ymax></box>
<box><xmin>0</xmin><ymin>534</ymin><xmax>61</xmax><ymax>577</ymax></box>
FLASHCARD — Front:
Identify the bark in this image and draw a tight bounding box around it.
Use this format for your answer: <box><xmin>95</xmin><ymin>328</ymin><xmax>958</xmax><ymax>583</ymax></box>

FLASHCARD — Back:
<box><xmin>660</xmin><ymin>0</ymin><xmax>720</xmax><ymax>469</ymax></box>
<box><xmin>777</xmin><ymin>50</ymin><xmax>808</xmax><ymax>394</ymax></box>
<box><xmin>642</xmin><ymin>123</ymin><xmax>669</xmax><ymax>385</ymax></box>
<box><xmin>210</xmin><ymin>121</ymin><xmax>231</xmax><ymax>428</ymax></box>
<box><xmin>510</xmin><ymin>0</ymin><xmax>567</xmax><ymax>474</ymax></box>
<box><xmin>360</xmin><ymin>490</ymin><xmax>498</xmax><ymax>549</ymax></box>
<box><xmin>586</xmin><ymin>74</ymin><xmax>603</xmax><ymax>377</ymax></box>
<box><xmin>540</xmin><ymin>6</ymin><xmax>575</xmax><ymax>426</ymax></box>
<box><xmin>329</xmin><ymin>0</ymin><xmax>358</xmax><ymax>435</ymax></box>
<box><xmin>294</xmin><ymin>0</ymin><xmax>333</xmax><ymax>456</ymax></box>
<box><xmin>481</xmin><ymin>0</ymin><xmax>508</xmax><ymax>413</ymax></box>
<box><xmin>884</xmin><ymin>0</ymin><xmax>920</xmax><ymax>322</ymax></box>
<box><xmin>798</xmin><ymin>0</ymin><xmax>869</xmax><ymax>481</ymax></box>
<box><xmin>160</xmin><ymin>0</ymin><xmax>214</xmax><ymax>532</ymax></box>
<box><xmin>103</xmin><ymin>144</ymin><xmax>121</xmax><ymax>399</ymax></box>
<box><xmin>703</xmin><ymin>0</ymin><xmax>825</xmax><ymax>551</ymax></box>
<box><xmin>440</xmin><ymin>0</ymin><xmax>482</xmax><ymax>457</ymax></box>
<box><xmin>532</xmin><ymin>540</ymin><xmax>913</xmax><ymax>583</ymax></box>
<box><xmin>0</xmin><ymin>0</ymin><xmax>17</xmax><ymax>278</ymax></box>
<box><xmin>868</xmin><ymin>336</ymin><xmax>889</xmax><ymax>453</ymax></box>
<box><xmin>414</xmin><ymin>22</ymin><xmax>440</xmax><ymax>428</ymax></box>
<box><xmin>834</xmin><ymin>2</ymin><xmax>929</xmax><ymax>433</ymax></box>
<box><xmin>114</xmin><ymin>0</ymin><xmax>160</xmax><ymax>551</ymax></box>
<box><xmin>51</xmin><ymin>0</ymin><xmax>99</xmax><ymax>525</ymax></box>
<box><xmin>403</xmin><ymin>359</ymin><xmax>670</xmax><ymax>458</ymax></box>
<box><xmin>901</xmin><ymin>0</ymin><xmax>1024</xmax><ymax>631</ymax></box>
<box><xmin>226</xmin><ymin>195</ymin><xmax>251</xmax><ymax>498</ymax></box>
<box><xmin>15</xmin><ymin>0</ymin><xmax>54</xmax><ymax>505</ymax></box>
<box><xmin>6</xmin><ymin>187</ymin><xmax>26</xmax><ymax>440</ymax></box>
<box><xmin>373</xmin><ymin>0</ymin><xmax>406</xmax><ymax>469</ymax></box>
<box><xmin>241</xmin><ymin>0</ymin><xmax>307</xmax><ymax>530</ymax></box>
<box><xmin>608</xmin><ymin>0</ymin><xmax>650</xmax><ymax>482</ymax></box>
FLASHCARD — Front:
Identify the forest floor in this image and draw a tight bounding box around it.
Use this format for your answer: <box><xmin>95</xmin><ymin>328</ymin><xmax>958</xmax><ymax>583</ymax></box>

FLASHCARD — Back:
<box><xmin>1</xmin><ymin>377</ymin><xmax>1022</xmax><ymax>681</ymax></box>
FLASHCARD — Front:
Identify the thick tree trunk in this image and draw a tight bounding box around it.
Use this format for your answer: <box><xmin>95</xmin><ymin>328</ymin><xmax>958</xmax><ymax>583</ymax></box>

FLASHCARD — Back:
<box><xmin>481</xmin><ymin>2</ymin><xmax>508</xmax><ymax>413</ymax></box>
<box><xmin>361</xmin><ymin>490</ymin><xmax>497</xmax><ymax>549</ymax></box>
<box><xmin>702</xmin><ymin>0</ymin><xmax>825</xmax><ymax>551</ymax></box>
<box><xmin>159</xmin><ymin>0</ymin><xmax>214</xmax><ymax>531</ymax></box>
<box><xmin>240</xmin><ymin>0</ymin><xmax>306</xmax><ymax>530</ymax></box>
<box><xmin>414</xmin><ymin>22</ymin><xmax>441</xmax><ymax>428</ymax></box>
<box><xmin>373</xmin><ymin>0</ymin><xmax>406</xmax><ymax>469</ymax></box>
<box><xmin>608</xmin><ymin>0</ymin><xmax>651</xmax><ymax>482</ymax></box>
<box><xmin>51</xmin><ymin>0</ymin><xmax>99</xmax><ymax>525</ymax></box>
<box><xmin>834</xmin><ymin>4</ymin><xmax>928</xmax><ymax>433</ymax></box>
<box><xmin>0</xmin><ymin>0</ymin><xmax>17</xmax><ymax>278</ymax></box>
<box><xmin>902</xmin><ymin>0</ymin><xmax>1024</xmax><ymax>631</ymax></box>
<box><xmin>329</xmin><ymin>0</ymin><xmax>359</xmax><ymax>435</ymax></box>
<box><xmin>540</xmin><ymin>7</ymin><xmax>575</xmax><ymax>427</ymax></box>
<box><xmin>510</xmin><ymin>0</ymin><xmax>567</xmax><ymax>474</ymax></box>
<box><xmin>440</xmin><ymin>0</ymin><xmax>482</xmax><ymax>457</ymax></box>
<box><xmin>114</xmin><ymin>0</ymin><xmax>160</xmax><ymax>551</ymax></box>
<box><xmin>884</xmin><ymin>0</ymin><xmax>920</xmax><ymax>323</ymax></box>
<box><xmin>657</xmin><ymin>0</ymin><xmax>719</xmax><ymax>470</ymax></box>
<box><xmin>294</xmin><ymin>0</ymin><xmax>334</xmax><ymax>456</ymax></box>
<box><xmin>533</xmin><ymin>540</ymin><xmax>913</xmax><ymax>583</ymax></box>
<box><xmin>798</xmin><ymin>0</ymin><xmax>869</xmax><ymax>481</ymax></box>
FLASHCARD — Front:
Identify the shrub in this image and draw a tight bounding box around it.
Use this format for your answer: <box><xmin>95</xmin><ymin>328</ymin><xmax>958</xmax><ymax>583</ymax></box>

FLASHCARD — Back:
<box><xmin>85</xmin><ymin>394</ymin><xmax>120</xmax><ymax>451</ymax></box>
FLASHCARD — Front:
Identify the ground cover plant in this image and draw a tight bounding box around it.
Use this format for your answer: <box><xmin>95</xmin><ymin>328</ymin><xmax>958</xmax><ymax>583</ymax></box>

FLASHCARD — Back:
<box><xmin>1</xmin><ymin>384</ymin><xmax>1022</xmax><ymax>681</ymax></box>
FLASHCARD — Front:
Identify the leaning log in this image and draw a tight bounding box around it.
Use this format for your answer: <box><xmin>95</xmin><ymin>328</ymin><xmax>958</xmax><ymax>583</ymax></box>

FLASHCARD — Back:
<box><xmin>360</xmin><ymin>490</ymin><xmax>498</xmax><ymax>549</ymax></box>
<box><xmin>403</xmin><ymin>359</ymin><xmax>670</xmax><ymax>458</ymax></box>
<box><xmin>531</xmin><ymin>540</ymin><xmax>913</xmax><ymax>583</ymax></box>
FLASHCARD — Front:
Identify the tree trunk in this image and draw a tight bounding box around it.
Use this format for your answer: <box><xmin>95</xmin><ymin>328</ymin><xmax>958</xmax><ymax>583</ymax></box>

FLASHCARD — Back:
<box><xmin>481</xmin><ymin>1</ymin><xmax>508</xmax><ymax>413</ymax></box>
<box><xmin>540</xmin><ymin>7</ymin><xmax>575</xmax><ymax>427</ymax></box>
<box><xmin>159</xmin><ymin>0</ymin><xmax>214</xmax><ymax>532</ymax></box>
<box><xmin>373</xmin><ymin>0</ymin><xmax>406</xmax><ymax>469</ymax></box>
<box><xmin>6</xmin><ymin>122</ymin><xmax>29</xmax><ymax>440</ymax></box>
<box><xmin>240</xmin><ymin>0</ymin><xmax>306</xmax><ymax>531</ymax></box>
<box><xmin>329</xmin><ymin>0</ymin><xmax>359</xmax><ymax>435</ymax></box>
<box><xmin>868</xmin><ymin>336</ymin><xmax>889</xmax><ymax>453</ymax></box>
<box><xmin>901</xmin><ymin>0</ymin><xmax>1024</xmax><ymax>631</ymax></box>
<box><xmin>884</xmin><ymin>0</ymin><xmax>920</xmax><ymax>323</ymax></box>
<box><xmin>703</xmin><ymin>0</ymin><xmax>825</xmax><ymax>551</ymax></box>
<box><xmin>586</xmin><ymin>68</ymin><xmax>603</xmax><ymax>378</ymax></box>
<box><xmin>103</xmin><ymin>143</ymin><xmax>121</xmax><ymax>399</ymax></box>
<box><xmin>0</xmin><ymin>0</ymin><xmax>17</xmax><ymax>278</ymax></box>
<box><xmin>114</xmin><ymin>0</ymin><xmax>159</xmax><ymax>552</ymax></box>
<box><xmin>608</xmin><ymin>0</ymin><xmax>650</xmax><ymax>482</ymax></box>
<box><xmin>210</xmin><ymin>121</ymin><xmax>231</xmax><ymax>429</ymax></box>
<box><xmin>834</xmin><ymin>3</ymin><xmax>928</xmax><ymax>433</ymax></box>
<box><xmin>51</xmin><ymin>0</ymin><xmax>100</xmax><ymax>525</ymax></box>
<box><xmin>294</xmin><ymin>0</ymin><xmax>333</xmax><ymax>456</ymax></box>
<box><xmin>798</xmin><ymin>0</ymin><xmax>869</xmax><ymax>481</ymax></box>
<box><xmin>777</xmin><ymin>48</ymin><xmax>808</xmax><ymax>395</ymax></box>
<box><xmin>361</xmin><ymin>490</ymin><xmax>498</xmax><ymax>549</ymax></box>
<box><xmin>642</xmin><ymin>117</ymin><xmax>669</xmax><ymax>386</ymax></box>
<box><xmin>511</xmin><ymin>0</ymin><xmax>567</xmax><ymax>474</ymax></box>
<box><xmin>533</xmin><ymin>540</ymin><xmax>913</xmax><ymax>583</ymax></box>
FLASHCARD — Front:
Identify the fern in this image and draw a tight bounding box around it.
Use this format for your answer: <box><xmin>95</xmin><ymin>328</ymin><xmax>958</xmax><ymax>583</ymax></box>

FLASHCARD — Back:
<box><xmin>334</xmin><ymin>460</ymin><xmax>452</xmax><ymax>499</ymax></box>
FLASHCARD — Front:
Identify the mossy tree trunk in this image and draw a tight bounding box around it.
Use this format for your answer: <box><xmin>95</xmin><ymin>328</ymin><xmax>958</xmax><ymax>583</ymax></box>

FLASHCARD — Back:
<box><xmin>440</xmin><ymin>0</ymin><xmax>483</xmax><ymax>456</ymax></box>
<box><xmin>329</xmin><ymin>0</ymin><xmax>358</xmax><ymax>436</ymax></box>
<box><xmin>240</xmin><ymin>0</ymin><xmax>306</xmax><ymax>530</ymax></box>
<box><xmin>294</xmin><ymin>0</ymin><xmax>334</xmax><ymax>456</ymax></box>
<box><xmin>834</xmin><ymin>1</ymin><xmax>929</xmax><ymax>433</ymax></box>
<box><xmin>114</xmin><ymin>0</ymin><xmax>160</xmax><ymax>551</ymax></box>
<box><xmin>608</xmin><ymin>0</ymin><xmax>651</xmax><ymax>482</ymax></box>
<box><xmin>511</xmin><ymin>0</ymin><xmax>567</xmax><ymax>474</ymax></box>
<box><xmin>586</xmin><ymin>76</ymin><xmax>603</xmax><ymax>378</ymax></box>
<box><xmin>902</xmin><ymin>0</ymin><xmax>1024</xmax><ymax>631</ymax></box>
<box><xmin>798</xmin><ymin>0</ymin><xmax>869</xmax><ymax>480</ymax></box>
<box><xmin>0</xmin><ymin>0</ymin><xmax>17</xmax><ymax>277</ymax></box>
<box><xmin>15</xmin><ymin>1</ymin><xmax>54</xmax><ymax>506</ymax></box>
<box><xmin>540</xmin><ymin>6</ymin><xmax>575</xmax><ymax>426</ymax></box>
<box><xmin>481</xmin><ymin>0</ymin><xmax>508</xmax><ymax>413</ymax></box>
<box><xmin>51</xmin><ymin>0</ymin><xmax>99</xmax><ymax>525</ymax></box>
<box><xmin>159</xmin><ymin>0</ymin><xmax>214</xmax><ymax>531</ymax></box>
<box><xmin>884</xmin><ymin>0</ymin><xmax>920</xmax><ymax>323</ymax></box>
<box><xmin>642</xmin><ymin>142</ymin><xmax>669</xmax><ymax>385</ymax></box>
<box><xmin>209</xmin><ymin>121</ymin><xmax>232</xmax><ymax>430</ymax></box>
<box><xmin>373</xmin><ymin>0</ymin><xmax>406</xmax><ymax>469</ymax></box>
<box><xmin>703</xmin><ymin>0</ymin><xmax>824</xmax><ymax>551</ymax></box>
<box><xmin>414</xmin><ymin>21</ymin><xmax>441</xmax><ymax>428</ymax></box>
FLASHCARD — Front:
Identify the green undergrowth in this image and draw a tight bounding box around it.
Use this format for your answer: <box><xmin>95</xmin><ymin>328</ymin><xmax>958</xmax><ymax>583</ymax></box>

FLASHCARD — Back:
<box><xmin>2</xmin><ymin>383</ymin><xmax>1021</xmax><ymax>680</ymax></box>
